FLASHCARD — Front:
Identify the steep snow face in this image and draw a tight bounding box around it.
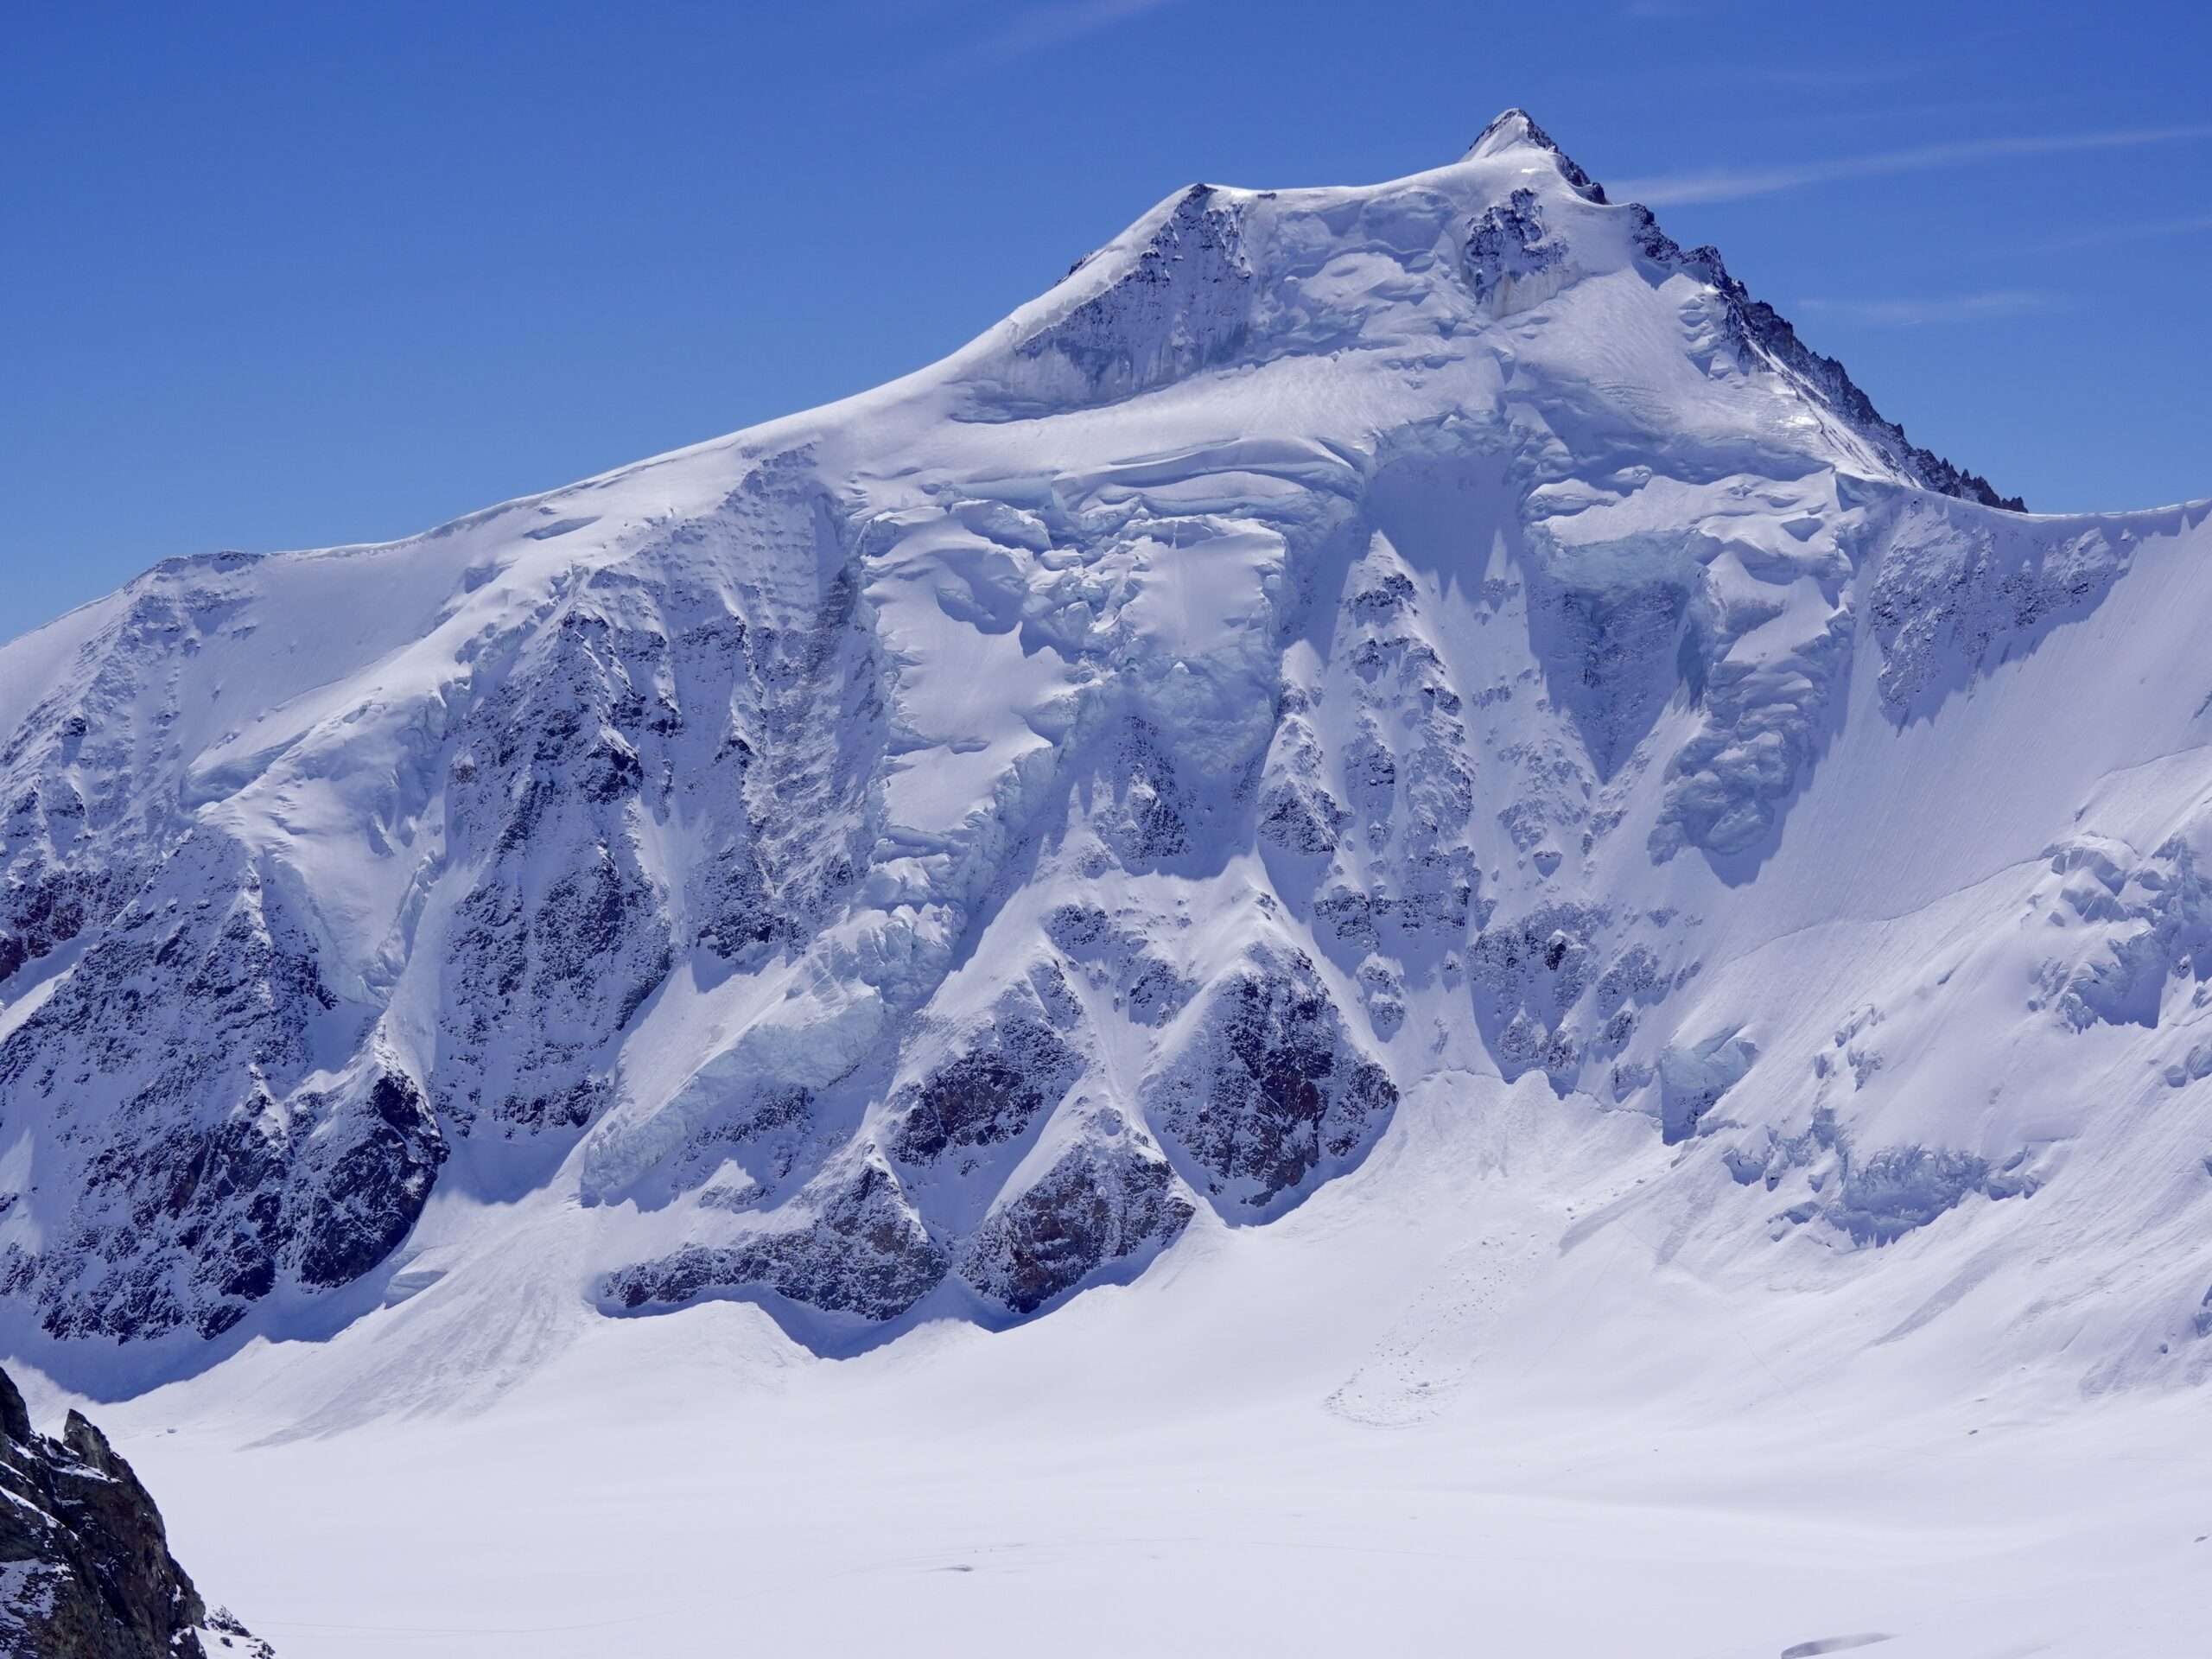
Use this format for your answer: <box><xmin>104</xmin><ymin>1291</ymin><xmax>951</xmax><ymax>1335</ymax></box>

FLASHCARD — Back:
<box><xmin>1</xmin><ymin>110</ymin><xmax>2206</xmax><ymax>1387</ymax></box>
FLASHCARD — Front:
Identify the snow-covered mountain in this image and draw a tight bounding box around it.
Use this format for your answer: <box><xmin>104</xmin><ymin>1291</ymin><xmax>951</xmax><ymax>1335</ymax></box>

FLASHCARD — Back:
<box><xmin>3</xmin><ymin>109</ymin><xmax>2209</xmax><ymax>1407</ymax></box>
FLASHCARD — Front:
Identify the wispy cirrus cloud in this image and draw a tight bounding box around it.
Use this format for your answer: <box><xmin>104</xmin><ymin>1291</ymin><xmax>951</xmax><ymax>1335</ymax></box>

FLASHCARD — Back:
<box><xmin>946</xmin><ymin>0</ymin><xmax>1191</xmax><ymax>65</ymax></box>
<box><xmin>2035</xmin><ymin>210</ymin><xmax>2212</xmax><ymax>251</ymax></box>
<box><xmin>1614</xmin><ymin>124</ymin><xmax>2212</xmax><ymax>206</ymax></box>
<box><xmin>1793</xmin><ymin>289</ymin><xmax>2063</xmax><ymax>327</ymax></box>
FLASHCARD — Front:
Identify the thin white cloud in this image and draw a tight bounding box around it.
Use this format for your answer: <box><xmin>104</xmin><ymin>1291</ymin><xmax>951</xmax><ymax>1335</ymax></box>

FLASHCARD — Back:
<box><xmin>1794</xmin><ymin>289</ymin><xmax>2062</xmax><ymax>327</ymax></box>
<box><xmin>1615</xmin><ymin>124</ymin><xmax>2212</xmax><ymax>206</ymax></box>
<box><xmin>2036</xmin><ymin>211</ymin><xmax>2212</xmax><ymax>251</ymax></box>
<box><xmin>950</xmin><ymin>0</ymin><xmax>1188</xmax><ymax>64</ymax></box>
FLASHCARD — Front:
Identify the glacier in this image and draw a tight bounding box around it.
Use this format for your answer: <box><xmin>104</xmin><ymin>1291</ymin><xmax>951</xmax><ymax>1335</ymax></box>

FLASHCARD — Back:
<box><xmin>3</xmin><ymin>110</ymin><xmax>2211</xmax><ymax>1656</ymax></box>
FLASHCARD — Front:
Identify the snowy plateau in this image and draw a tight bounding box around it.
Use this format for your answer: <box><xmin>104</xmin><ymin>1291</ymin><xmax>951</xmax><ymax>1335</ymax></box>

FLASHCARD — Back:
<box><xmin>3</xmin><ymin>110</ymin><xmax>2211</xmax><ymax>1656</ymax></box>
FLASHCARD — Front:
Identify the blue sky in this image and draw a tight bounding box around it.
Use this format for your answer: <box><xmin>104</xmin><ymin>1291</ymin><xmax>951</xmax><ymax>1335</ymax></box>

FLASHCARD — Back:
<box><xmin>4</xmin><ymin>0</ymin><xmax>2207</xmax><ymax>642</ymax></box>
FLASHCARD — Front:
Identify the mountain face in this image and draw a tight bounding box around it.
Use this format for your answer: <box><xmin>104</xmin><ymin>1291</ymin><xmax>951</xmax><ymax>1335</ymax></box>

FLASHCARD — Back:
<box><xmin>0</xmin><ymin>1364</ymin><xmax>271</xmax><ymax>1656</ymax></box>
<box><xmin>2</xmin><ymin>111</ymin><xmax>2208</xmax><ymax>1384</ymax></box>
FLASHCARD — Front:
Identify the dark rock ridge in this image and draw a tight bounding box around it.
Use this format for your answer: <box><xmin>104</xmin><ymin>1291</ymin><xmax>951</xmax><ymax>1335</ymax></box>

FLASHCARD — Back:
<box><xmin>1475</xmin><ymin>105</ymin><xmax>2018</xmax><ymax>510</ymax></box>
<box><xmin>0</xmin><ymin>1363</ymin><xmax>272</xmax><ymax>1657</ymax></box>
<box><xmin>1623</xmin><ymin>209</ymin><xmax>2023</xmax><ymax>511</ymax></box>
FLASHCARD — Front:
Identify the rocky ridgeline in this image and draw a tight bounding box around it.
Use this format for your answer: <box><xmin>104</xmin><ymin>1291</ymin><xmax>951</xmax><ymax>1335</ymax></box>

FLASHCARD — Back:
<box><xmin>0</xmin><ymin>1365</ymin><xmax>271</xmax><ymax>1657</ymax></box>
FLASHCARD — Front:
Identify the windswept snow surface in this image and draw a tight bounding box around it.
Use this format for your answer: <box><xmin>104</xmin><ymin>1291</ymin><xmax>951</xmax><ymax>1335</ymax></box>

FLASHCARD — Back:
<box><xmin>5</xmin><ymin>111</ymin><xmax>2212</xmax><ymax>1652</ymax></box>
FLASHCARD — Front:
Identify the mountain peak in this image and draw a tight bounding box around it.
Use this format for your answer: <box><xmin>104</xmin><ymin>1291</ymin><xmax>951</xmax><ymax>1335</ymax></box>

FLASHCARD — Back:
<box><xmin>1465</xmin><ymin>106</ymin><xmax>1608</xmax><ymax>203</ymax></box>
<box><xmin>0</xmin><ymin>104</ymin><xmax>2102</xmax><ymax>1384</ymax></box>
<box><xmin>1465</xmin><ymin>106</ymin><xmax>1542</xmax><ymax>156</ymax></box>
<box><xmin>1007</xmin><ymin>111</ymin><xmax>2009</xmax><ymax>508</ymax></box>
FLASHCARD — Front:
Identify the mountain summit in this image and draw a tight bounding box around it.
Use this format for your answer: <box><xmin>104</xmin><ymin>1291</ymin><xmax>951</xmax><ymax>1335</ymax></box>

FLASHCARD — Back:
<box><xmin>1464</xmin><ymin>106</ymin><xmax>1605</xmax><ymax>184</ymax></box>
<box><xmin>0</xmin><ymin>114</ymin><xmax>2202</xmax><ymax>1389</ymax></box>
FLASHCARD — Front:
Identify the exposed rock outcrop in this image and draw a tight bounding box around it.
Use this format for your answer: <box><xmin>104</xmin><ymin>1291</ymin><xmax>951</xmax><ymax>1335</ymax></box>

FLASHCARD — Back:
<box><xmin>0</xmin><ymin>1364</ymin><xmax>272</xmax><ymax>1658</ymax></box>
<box><xmin>1147</xmin><ymin>944</ymin><xmax>1399</xmax><ymax>1215</ymax></box>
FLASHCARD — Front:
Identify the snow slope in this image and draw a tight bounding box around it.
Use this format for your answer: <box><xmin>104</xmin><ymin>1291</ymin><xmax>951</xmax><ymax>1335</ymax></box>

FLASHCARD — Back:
<box><xmin>37</xmin><ymin>1064</ymin><xmax>2212</xmax><ymax>1657</ymax></box>
<box><xmin>3</xmin><ymin>109</ymin><xmax>2212</xmax><ymax>1654</ymax></box>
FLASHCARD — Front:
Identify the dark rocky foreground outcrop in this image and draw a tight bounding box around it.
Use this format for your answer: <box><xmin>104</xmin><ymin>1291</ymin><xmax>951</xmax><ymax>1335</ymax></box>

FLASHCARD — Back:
<box><xmin>0</xmin><ymin>1363</ymin><xmax>270</xmax><ymax>1658</ymax></box>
